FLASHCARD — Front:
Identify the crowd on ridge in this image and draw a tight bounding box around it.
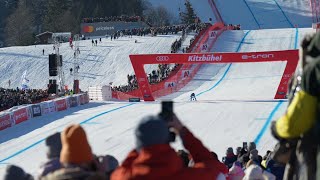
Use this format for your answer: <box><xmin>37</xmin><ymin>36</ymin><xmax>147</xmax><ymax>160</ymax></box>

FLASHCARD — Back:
<box><xmin>111</xmin><ymin>23</ymin><xmax>209</xmax><ymax>93</ymax></box>
<box><xmin>0</xmin><ymin>88</ymin><xmax>49</xmax><ymax>112</ymax></box>
<box><xmin>82</xmin><ymin>15</ymin><xmax>143</xmax><ymax>23</ymax></box>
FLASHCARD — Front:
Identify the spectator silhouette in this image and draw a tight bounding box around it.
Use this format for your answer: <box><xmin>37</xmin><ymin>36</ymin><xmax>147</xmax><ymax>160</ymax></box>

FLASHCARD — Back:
<box><xmin>111</xmin><ymin>114</ymin><xmax>223</xmax><ymax>179</ymax></box>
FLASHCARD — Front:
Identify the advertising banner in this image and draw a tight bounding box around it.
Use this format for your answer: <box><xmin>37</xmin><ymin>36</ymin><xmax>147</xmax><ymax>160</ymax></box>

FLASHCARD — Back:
<box><xmin>130</xmin><ymin>49</ymin><xmax>299</xmax><ymax>101</ymax></box>
<box><xmin>69</xmin><ymin>97</ymin><xmax>78</xmax><ymax>108</ymax></box>
<box><xmin>13</xmin><ymin>108</ymin><xmax>28</xmax><ymax>124</ymax></box>
<box><xmin>84</xmin><ymin>94</ymin><xmax>90</xmax><ymax>104</ymax></box>
<box><xmin>41</xmin><ymin>102</ymin><xmax>50</xmax><ymax>115</ymax></box>
<box><xmin>0</xmin><ymin>114</ymin><xmax>11</xmax><ymax>131</ymax></box>
<box><xmin>164</xmin><ymin>82</ymin><xmax>176</xmax><ymax>89</ymax></box>
<box><xmin>209</xmin><ymin>31</ymin><xmax>218</xmax><ymax>39</ymax></box>
<box><xmin>32</xmin><ymin>105</ymin><xmax>42</xmax><ymax>117</ymax></box>
<box><xmin>55</xmin><ymin>99</ymin><xmax>67</xmax><ymax>111</ymax></box>
<box><xmin>48</xmin><ymin>101</ymin><xmax>56</xmax><ymax>113</ymax></box>
<box><xmin>80</xmin><ymin>94</ymin><xmax>86</xmax><ymax>105</ymax></box>
<box><xmin>81</xmin><ymin>21</ymin><xmax>149</xmax><ymax>37</ymax></box>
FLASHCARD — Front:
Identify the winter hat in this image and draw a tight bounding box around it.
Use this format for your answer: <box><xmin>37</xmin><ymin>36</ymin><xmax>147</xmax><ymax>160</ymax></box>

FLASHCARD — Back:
<box><xmin>60</xmin><ymin>124</ymin><xmax>93</xmax><ymax>164</ymax></box>
<box><xmin>226</xmin><ymin>147</ymin><xmax>234</xmax><ymax>154</ymax></box>
<box><xmin>45</xmin><ymin>132</ymin><xmax>62</xmax><ymax>159</ymax></box>
<box><xmin>135</xmin><ymin>115</ymin><xmax>170</xmax><ymax>150</ymax></box>
<box><xmin>98</xmin><ymin>155</ymin><xmax>119</xmax><ymax>173</ymax></box>
<box><xmin>3</xmin><ymin>165</ymin><xmax>33</xmax><ymax>180</ymax></box>
<box><xmin>243</xmin><ymin>164</ymin><xmax>264</xmax><ymax>180</ymax></box>
<box><xmin>248</xmin><ymin>142</ymin><xmax>256</xmax><ymax>151</ymax></box>
<box><xmin>250</xmin><ymin>149</ymin><xmax>259</xmax><ymax>161</ymax></box>
<box><xmin>306</xmin><ymin>32</ymin><xmax>320</xmax><ymax>57</ymax></box>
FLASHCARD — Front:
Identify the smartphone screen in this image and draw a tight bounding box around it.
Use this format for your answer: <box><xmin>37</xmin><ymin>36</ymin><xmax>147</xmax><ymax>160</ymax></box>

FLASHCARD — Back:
<box><xmin>161</xmin><ymin>101</ymin><xmax>173</xmax><ymax>122</ymax></box>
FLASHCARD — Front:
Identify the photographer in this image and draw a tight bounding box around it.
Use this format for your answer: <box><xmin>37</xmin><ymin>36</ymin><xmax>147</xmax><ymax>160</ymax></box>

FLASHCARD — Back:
<box><xmin>271</xmin><ymin>32</ymin><xmax>320</xmax><ymax>179</ymax></box>
<box><xmin>111</xmin><ymin>114</ymin><xmax>223</xmax><ymax>180</ymax></box>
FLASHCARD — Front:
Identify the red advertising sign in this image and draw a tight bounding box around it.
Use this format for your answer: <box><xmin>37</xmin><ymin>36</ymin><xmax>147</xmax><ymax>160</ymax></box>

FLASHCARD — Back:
<box><xmin>130</xmin><ymin>50</ymin><xmax>299</xmax><ymax>101</ymax></box>
<box><xmin>0</xmin><ymin>114</ymin><xmax>11</xmax><ymax>131</ymax></box>
<box><xmin>13</xmin><ymin>108</ymin><xmax>29</xmax><ymax>124</ymax></box>
<box><xmin>55</xmin><ymin>99</ymin><xmax>67</xmax><ymax>111</ymax></box>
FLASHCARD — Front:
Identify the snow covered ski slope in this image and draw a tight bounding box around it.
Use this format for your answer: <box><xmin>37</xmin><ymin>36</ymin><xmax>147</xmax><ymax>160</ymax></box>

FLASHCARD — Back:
<box><xmin>0</xmin><ymin>28</ymin><xmax>315</xmax><ymax>176</ymax></box>
<box><xmin>0</xmin><ymin>34</ymin><xmax>186</xmax><ymax>90</ymax></box>
<box><xmin>215</xmin><ymin>0</ymin><xmax>312</xmax><ymax>29</ymax></box>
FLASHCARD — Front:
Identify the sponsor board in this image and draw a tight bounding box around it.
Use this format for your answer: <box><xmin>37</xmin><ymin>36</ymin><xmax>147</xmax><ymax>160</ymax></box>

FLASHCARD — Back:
<box><xmin>0</xmin><ymin>114</ymin><xmax>11</xmax><ymax>131</ymax></box>
<box><xmin>55</xmin><ymin>99</ymin><xmax>67</xmax><ymax>111</ymax></box>
<box><xmin>13</xmin><ymin>108</ymin><xmax>28</xmax><ymax>124</ymax></box>
<box><xmin>156</xmin><ymin>56</ymin><xmax>169</xmax><ymax>62</ymax></box>
<box><xmin>41</xmin><ymin>102</ymin><xmax>50</xmax><ymax>115</ymax></box>
<box><xmin>48</xmin><ymin>101</ymin><xmax>56</xmax><ymax>113</ymax></box>
<box><xmin>32</xmin><ymin>105</ymin><xmax>42</xmax><ymax>117</ymax></box>
<box><xmin>69</xmin><ymin>97</ymin><xmax>78</xmax><ymax>107</ymax></box>
<box><xmin>241</xmin><ymin>54</ymin><xmax>274</xmax><ymax>60</ymax></box>
<box><xmin>80</xmin><ymin>95</ymin><xmax>86</xmax><ymax>105</ymax></box>
<box><xmin>81</xmin><ymin>21</ymin><xmax>149</xmax><ymax>36</ymax></box>
<box><xmin>209</xmin><ymin>31</ymin><xmax>218</xmax><ymax>39</ymax></box>
<box><xmin>84</xmin><ymin>94</ymin><xmax>90</xmax><ymax>103</ymax></box>
<box><xmin>188</xmin><ymin>54</ymin><xmax>222</xmax><ymax>62</ymax></box>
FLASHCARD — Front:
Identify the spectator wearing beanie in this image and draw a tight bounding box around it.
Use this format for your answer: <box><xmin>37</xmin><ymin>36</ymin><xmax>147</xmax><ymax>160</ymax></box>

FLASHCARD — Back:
<box><xmin>39</xmin><ymin>132</ymin><xmax>62</xmax><ymax>177</ymax></box>
<box><xmin>222</xmin><ymin>147</ymin><xmax>237</xmax><ymax>169</ymax></box>
<box><xmin>228</xmin><ymin>161</ymin><xmax>245</xmax><ymax>180</ymax></box>
<box><xmin>97</xmin><ymin>155</ymin><xmax>119</xmax><ymax>180</ymax></box>
<box><xmin>2</xmin><ymin>165</ymin><xmax>33</xmax><ymax>180</ymax></box>
<box><xmin>111</xmin><ymin>115</ymin><xmax>222</xmax><ymax>180</ymax></box>
<box><xmin>42</xmin><ymin>124</ymin><xmax>105</xmax><ymax>180</ymax></box>
<box><xmin>243</xmin><ymin>164</ymin><xmax>276</xmax><ymax>180</ymax></box>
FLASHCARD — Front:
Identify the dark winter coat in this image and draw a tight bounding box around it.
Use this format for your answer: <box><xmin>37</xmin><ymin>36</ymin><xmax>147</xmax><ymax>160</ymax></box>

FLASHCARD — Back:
<box><xmin>272</xmin><ymin>55</ymin><xmax>320</xmax><ymax>180</ymax></box>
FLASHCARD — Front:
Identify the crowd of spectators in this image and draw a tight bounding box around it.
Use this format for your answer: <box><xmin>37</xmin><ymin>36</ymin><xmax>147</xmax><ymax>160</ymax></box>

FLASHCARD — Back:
<box><xmin>2</xmin><ymin>113</ymin><xmax>285</xmax><ymax>180</ymax></box>
<box><xmin>82</xmin><ymin>15</ymin><xmax>143</xmax><ymax>23</ymax></box>
<box><xmin>112</xmin><ymin>23</ymin><xmax>210</xmax><ymax>93</ymax></box>
<box><xmin>111</xmin><ymin>64</ymin><xmax>180</xmax><ymax>93</ymax></box>
<box><xmin>227</xmin><ymin>24</ymin><xmax>241</xmax><ymax>30</ymax></box>
<box><xmin>0</xmin><ymin>88</ymin><xmax>49</xmax><ymax>112</ymax></box>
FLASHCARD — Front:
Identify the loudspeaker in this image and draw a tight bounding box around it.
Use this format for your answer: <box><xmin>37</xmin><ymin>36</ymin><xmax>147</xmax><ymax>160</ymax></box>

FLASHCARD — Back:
<box><xmin>49</xmin><ymin>54</ymin><xmax>57</xmax><ymax>76</ymax></box>
<box><xmin>49</xmin><ymin>79</ymin><xmax>57</xmax><ymax>84</ymax></box>
<box><xmin>48</xmin><ymin>83</ymin><xmax>58</xmax><ymax>94</ymax></box>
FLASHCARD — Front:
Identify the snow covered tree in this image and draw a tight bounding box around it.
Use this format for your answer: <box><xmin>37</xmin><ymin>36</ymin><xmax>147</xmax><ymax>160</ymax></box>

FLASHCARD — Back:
<box><xmin>180</xmin><ymin>0</ymin><xmax>197</xmax><ymax>24</ymax></box>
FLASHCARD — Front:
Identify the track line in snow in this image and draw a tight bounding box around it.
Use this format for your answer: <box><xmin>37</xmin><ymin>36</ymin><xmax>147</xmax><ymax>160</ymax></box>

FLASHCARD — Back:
<box><xmin>196</xmin><ymin>30</ymin><xmax>251</xmax><ymax>97</ymax></box>
<box><xmin>242</xmin><ymin>0</ymin><xmax>261</xmax><ymax>28</ymax></box>
<box><xmin>272</xmin><ymin>0</ymin><xmax>294</xmax><ymax>28</ymax></box>
<box><xmin>254</xmin><ymin>28</ymin><xmax>299</xmax><ymax>145</ymax></box>
<box><xmin>254</xmin><ymin>101</ymin><xmax>283</xmax><ymax>144</ymax></box>
<box><xmin>0</xmin><ymin>103</ymin><xmax>135</xmax><ymax>163</ymax></box>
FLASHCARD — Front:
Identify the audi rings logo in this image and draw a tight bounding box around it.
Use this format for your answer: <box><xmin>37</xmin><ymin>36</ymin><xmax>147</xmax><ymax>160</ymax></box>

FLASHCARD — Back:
<box><xmin>156</xmin><ymin>56</ymin><xmax>169</xmax><ymax>62</ymax></box>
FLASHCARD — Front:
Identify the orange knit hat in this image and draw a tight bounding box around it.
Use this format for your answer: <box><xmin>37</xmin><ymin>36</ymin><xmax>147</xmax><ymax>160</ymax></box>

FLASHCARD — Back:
<box><xmin>60</xmin><ymin>124</ymin><xmax>93</xmax><ymax>164</ymax></box>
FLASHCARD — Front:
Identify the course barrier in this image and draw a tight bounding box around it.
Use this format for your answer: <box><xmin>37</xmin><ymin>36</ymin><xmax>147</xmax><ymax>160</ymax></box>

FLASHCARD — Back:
<box><xmin>0</xmin><ymin>93</ymin><xmax>90</xmax><ymax>131</ymax></box>
<box><xmin>112</xmin><ymin>23</ymin><xmax>226</xmax><ymax>101</ymax></box>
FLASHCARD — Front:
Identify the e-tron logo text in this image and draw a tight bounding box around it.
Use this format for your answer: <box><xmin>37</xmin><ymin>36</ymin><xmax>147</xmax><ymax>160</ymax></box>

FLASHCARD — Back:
<box><xmin>242</xmin><ymin>54</ymin><xmax>274</xmax><ymax>60</ymax></box>
<box><xmin>188</xmin><ymin>55</ymin><xmax>222</xmax><ymax>62</ymax></box>
<box><xmin>156</xmin><ymin>56</ymin><xmax>169</xmax><ymax>62</ymax></box>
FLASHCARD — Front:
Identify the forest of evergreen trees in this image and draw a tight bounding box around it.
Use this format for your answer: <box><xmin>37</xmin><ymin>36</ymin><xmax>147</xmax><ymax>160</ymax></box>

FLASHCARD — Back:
<box><xmin>0</xmin><ymin>0</ymin><xmax>198</xmax><ymax>46</ymax></box>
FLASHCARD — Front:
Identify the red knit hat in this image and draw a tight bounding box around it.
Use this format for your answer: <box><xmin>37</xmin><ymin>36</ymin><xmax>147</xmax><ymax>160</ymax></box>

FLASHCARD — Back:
<box><xmin>60</xmin><ymin>124</ymin><xmax>93</xmax><ymax>164</ymax></box>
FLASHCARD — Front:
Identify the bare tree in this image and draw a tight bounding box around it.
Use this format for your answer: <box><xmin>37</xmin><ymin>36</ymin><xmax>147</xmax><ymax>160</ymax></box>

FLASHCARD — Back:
<box><xmin>5</xmin><ymin>0</ymin><xmax>35</xmax><ymax>46</ymax></box>
<box><xmin>144</xmin><ymin>5</ymin><xmax>172</xmax><ymax>27</ymax></box>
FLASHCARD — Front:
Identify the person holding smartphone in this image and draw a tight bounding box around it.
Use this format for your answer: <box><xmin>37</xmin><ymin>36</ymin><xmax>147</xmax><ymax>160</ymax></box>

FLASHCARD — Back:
<box><xmin>111</xmin><ymin>112</ymin><xmax>225</xmax><ymax>179</ymax></box>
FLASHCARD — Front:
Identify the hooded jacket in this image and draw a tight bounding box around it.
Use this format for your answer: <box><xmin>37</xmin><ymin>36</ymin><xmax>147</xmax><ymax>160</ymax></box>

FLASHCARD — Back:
<box><xmin>111</xmin><ymin>127</ymin><xmax>221</xmax><ymax>180</ymax></box>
